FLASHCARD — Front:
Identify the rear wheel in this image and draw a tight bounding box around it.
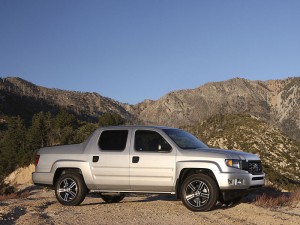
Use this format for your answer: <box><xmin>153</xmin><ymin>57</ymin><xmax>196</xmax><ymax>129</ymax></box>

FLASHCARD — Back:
<box><xmin>100</xmin><ymin>194</ymin><xmax>126</xmax><ymax>203</ymax></box>
<box><xmin>181</xmin><ymin>174</ymin><xmax>219</xmax><ymax>212</ymax></box>
<box><xmin>55</xmin><ymin>173</ymin><xmax>87</xmax><ymax>206</ymax></box>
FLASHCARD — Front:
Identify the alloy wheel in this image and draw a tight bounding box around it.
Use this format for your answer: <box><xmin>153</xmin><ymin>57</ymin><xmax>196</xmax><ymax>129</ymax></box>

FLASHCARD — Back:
<box><xmin>58</xmin><ymin>178</ymin><xmax>78</xmax><ymax>202</ymax></box>
<box><xmin>185</xmin><ymin>180</ymin><xmax>210</xmax><ymax>208</ymax></box>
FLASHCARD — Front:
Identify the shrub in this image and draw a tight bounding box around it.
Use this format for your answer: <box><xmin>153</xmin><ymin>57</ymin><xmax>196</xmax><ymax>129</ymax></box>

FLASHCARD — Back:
<box><xmin>255</xmin><ymin>186</ymin><xmax>300</xmax><ymax>208</ymax></box>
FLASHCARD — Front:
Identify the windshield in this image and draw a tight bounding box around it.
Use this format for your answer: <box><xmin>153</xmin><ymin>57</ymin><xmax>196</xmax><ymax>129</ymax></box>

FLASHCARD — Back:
<box><xmin>163</xmin><ymin>129</ymin><xmax>208</xmax><ymax>149</ymax></box>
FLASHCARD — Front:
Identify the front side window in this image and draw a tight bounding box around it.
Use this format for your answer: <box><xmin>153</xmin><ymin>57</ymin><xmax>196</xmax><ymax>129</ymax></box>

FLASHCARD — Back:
<box><xmin>163</xmin><ymin>129</ymin><xmax>208</xmax><ymax>149</ymax></box>
<box><xmin>98</xmin><ymin>130</ymin><xmax>128</xmax><ymax>151</ymax></box>
<box><xmin>135</xmin><ymin>130</ymin><xmax>172</xmax><ymax>152</ymax></box>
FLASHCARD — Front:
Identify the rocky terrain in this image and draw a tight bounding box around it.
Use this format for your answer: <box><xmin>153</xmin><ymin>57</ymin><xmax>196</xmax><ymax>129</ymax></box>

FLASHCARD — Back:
<box><xmin>4</xmin><ymin>165</ymin><xmax>35</xmax><ymax>192</ymax></box>
<box><xmin>1</xmin><ymin>187</ymin><xmax>300</xmax><ymax>225</ymax></box>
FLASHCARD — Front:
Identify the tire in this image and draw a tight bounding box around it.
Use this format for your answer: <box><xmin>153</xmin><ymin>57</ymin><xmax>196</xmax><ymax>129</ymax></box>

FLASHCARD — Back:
<box><xmin>100</xmin><ymin>194</ymin><xmax>126</xmax><ymax>203</ymax></box>
<box><xmin>181</xmin><ymin>174</ymin><xmax>219</xmax><ymax>212</ymax></box>
<box><xmin>55</xmin><ymin>173</ymin><xmax>87</xmax><ymax>206</ymax></box>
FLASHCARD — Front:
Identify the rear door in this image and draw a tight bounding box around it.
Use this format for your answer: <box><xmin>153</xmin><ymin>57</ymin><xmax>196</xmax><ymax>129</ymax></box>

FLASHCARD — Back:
<box><xmin>129</xmin><ymin>128</ymin><xmax>176</xmax><ymax>192</ymax></box>
<box><xmin>89</xmin><ymin>128</ymin><xmax>131</xmax><ymax>190</ymax></box>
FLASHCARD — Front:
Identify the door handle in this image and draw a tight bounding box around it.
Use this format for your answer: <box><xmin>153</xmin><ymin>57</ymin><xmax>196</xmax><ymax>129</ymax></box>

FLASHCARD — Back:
<box><xmin>132</xmin><ymin>156</ymin><xmax>139</xmax><ymax>163</ymax></box>
<box><xmin>93</xmin><ymin>156</ymin><xmax>99</xmax><ymax>162</ymax></box>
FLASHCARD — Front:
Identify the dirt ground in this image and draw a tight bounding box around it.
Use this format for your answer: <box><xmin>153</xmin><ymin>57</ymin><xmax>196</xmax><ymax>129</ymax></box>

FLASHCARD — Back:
<box><xmin>1</xmin><ymin>187</ymin><xmax>300</xmax><ymax>225</ymax></box>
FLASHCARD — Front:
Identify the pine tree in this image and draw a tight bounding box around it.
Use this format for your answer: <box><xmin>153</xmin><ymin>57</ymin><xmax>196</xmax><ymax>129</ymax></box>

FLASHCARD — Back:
<box><xmin>53</xmin><ymin>109</ymin><xmax>76</xmax><ymax>145</ymax></box>
<box><xmin>1</xmin><ymin>116</ymin><xmax>28</xmax><ymax>172</ymax></box>
<box><xmin>27</xmin><ymin>112</ymin><xmax>47</xmax><ymax>151</ymax></box>
<box><xmin>98</xmin><ymin>113</ymin><xmax>125</xmax><ymax>127</ymax></box>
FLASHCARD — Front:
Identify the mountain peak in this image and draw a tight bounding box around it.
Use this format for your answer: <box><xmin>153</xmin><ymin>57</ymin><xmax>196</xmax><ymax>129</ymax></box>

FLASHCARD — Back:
<box><xmin>2</xmin><ymin>76</ymin><xmax>35</xmax><ymax>86</ymax></box>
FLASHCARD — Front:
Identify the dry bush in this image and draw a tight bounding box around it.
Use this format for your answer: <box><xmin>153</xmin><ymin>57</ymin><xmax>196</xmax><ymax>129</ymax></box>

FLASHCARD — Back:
<box><xmin>255</xmin><ymin>193</ymin><xmax>292</xmax><ymax>207</ymax></box>
<box><xmin>255</xmin><ymin>186</ymin><xmax>300</xmax><ymax>208</ymax></box>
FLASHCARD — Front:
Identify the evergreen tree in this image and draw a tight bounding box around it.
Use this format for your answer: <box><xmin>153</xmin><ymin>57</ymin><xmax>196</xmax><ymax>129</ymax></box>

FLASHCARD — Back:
<box><xmin>44</xmin><ymin>111</ymin><xmax>55</xmax><ymax>146</ymax></box>
<box><xmin>53</xmin><ymin>109</ymin><xmax>76</xmax><ymax>145</ymax></box>
<box><xmin>27</xmin><ymin>112</ymin><xmax>47</xmax><ymax>151</ymax></box>
<box><xmin>1</xmin><ymin>116</ymin><xmax>27</xmax><ymax>173</ymax></box>
<box><xmin>74</xmin><ymin>122</ymin><xmax>98</xmax><ymax>143</ymax></box>
<box><xmin>98</xmin><ymin>113</ymin><xmax>125</xmax><ymax>127</ymax></box>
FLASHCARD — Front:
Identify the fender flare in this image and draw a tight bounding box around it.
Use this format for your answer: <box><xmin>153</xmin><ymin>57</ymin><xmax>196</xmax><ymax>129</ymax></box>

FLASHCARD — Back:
<box><xmin>51</xmin><ymin>160</ymin><xmax>94</xmax><ymax>189</ymax></box>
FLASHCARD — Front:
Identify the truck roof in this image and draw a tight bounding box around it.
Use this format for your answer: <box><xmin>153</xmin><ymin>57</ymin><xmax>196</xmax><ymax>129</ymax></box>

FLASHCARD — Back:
<box><xmin>95</xmin><ymin>125</ymin><xmax>177</xmax><ymax>130</ymax></box>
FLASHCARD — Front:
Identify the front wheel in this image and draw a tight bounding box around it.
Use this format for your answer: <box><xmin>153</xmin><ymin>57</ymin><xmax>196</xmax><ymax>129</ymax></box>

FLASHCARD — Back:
<box><xmin>181</xmin><ymin>174</ymin><xmax>219</xmax><ymax>212</ymax></box>
<box><xmin>55</xmin><ymin>173</ymin><xmax>87</xmax><ymax>206</ymax></box>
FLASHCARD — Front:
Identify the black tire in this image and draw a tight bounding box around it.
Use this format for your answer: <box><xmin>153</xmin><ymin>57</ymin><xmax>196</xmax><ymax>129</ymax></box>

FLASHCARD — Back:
<box><xmin>181</xmin><ymin>174</ymin><xmax>219</xmax><ymax>212</ymax></box>
<box><xmin>100</xmin><ymin>194</ymin><xmax>126</xmax><ymax>203</ymax></box>
<box><xmin>55</xmin><ymin>173</ymin><xmax>87</xmax><ymax>206</ymax></box>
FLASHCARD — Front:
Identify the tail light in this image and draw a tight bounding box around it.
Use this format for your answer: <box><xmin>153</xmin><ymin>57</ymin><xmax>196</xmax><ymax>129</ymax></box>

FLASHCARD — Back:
<box><xmin>35</xmin><ymin>155</ymin><xmax>40</xmax><ymax>166</ymax></box>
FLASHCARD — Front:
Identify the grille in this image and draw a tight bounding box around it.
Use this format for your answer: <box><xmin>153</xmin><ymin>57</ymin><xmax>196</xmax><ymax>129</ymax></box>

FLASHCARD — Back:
<box><xmin>247</xmin><ymin>161</ymin><xmax>263</xmax><ymax>174</ymax></box>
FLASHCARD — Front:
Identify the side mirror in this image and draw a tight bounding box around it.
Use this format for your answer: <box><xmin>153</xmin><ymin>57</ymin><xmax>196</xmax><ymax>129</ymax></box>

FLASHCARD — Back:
<box><xmin>158</xmin><ymin>143</ymin><xmax>172</xmax><ymax>152</ymax></box>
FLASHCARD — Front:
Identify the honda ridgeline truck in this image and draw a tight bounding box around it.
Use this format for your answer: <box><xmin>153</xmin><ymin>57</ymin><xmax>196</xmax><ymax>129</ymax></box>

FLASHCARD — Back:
<box><xmin>32</xmin><ymin>126</ymin><xmax>265</xmax><ymax>211</ymax></box>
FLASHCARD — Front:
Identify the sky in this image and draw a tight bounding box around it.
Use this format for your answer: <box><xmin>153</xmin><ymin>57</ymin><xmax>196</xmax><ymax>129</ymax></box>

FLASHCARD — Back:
<box><xmin>1</xmin><ymin>0</ymin><xmax>300</xmax><ymax>104</ymax></box>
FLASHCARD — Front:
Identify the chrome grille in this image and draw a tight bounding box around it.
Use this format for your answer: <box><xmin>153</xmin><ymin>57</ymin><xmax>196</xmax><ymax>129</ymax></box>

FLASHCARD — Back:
<box><xmin>247</xmin><ymin>161</ymin><xmax>262</xmax><ymax>174</ymax></box>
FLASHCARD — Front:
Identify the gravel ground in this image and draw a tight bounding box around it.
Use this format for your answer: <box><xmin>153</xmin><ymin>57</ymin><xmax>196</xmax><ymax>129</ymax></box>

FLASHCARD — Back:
<box><xmin>0</xmin><ymin>187</ymin><xmax>300</xmax><ymax>225</ymax></box>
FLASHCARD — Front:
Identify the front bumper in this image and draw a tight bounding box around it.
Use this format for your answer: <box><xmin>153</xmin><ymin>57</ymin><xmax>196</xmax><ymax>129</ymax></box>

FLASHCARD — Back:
<box><xmin>216</xmin><ymin>172</ymin><xmax>265</xmax><ymax>190</ymax></box>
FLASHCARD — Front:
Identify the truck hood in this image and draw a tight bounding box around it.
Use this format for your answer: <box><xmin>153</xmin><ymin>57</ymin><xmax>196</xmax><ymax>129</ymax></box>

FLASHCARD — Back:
<box><xmin>181</xmin><ymin>148</ymin><xmax>260</xmax><ymax>161</ymax></box>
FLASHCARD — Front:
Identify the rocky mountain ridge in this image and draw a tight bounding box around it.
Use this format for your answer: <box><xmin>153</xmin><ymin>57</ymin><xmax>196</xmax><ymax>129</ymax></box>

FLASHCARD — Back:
<box><xmin>0</xmin><ymin>77</ymin><xmax>133</xmax><ymax>122</ymax></box>
<box><xmin>133</xmin><ymin>77</ymin><xmax>300</xmax><ymax>141</ymax></box>
<box><xmin>0</xmin><ymin>76</ymin><xmax>299</xmax><ymax>141</ymax></box>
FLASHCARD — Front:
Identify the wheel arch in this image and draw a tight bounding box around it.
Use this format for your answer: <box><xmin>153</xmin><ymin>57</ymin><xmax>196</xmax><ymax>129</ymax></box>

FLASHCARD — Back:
<box><xmin>175</xmin><ymin>161</ymin><xmax>221</xmax><ymax>199</ymax></box>
<box><xmin>51</xmin><ymin>161</ymin><xmax>93</xmax><ymax>188</ymax></box>
<box><xmin>53</xmin><ymin>167</ymin><xmax>83</xmax><ymax>186</ymax></box>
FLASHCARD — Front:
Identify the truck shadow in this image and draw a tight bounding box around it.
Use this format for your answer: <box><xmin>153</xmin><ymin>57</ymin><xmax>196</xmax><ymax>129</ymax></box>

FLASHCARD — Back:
<box><xmin>132</xmin><ymin>194</ymin><xmax>178</xmax><ymax>202</ymax></box>
<box><xmin>83</xmin><ymin>187</ymin><xmax>291</xmax><ymax>210</ymax></box>
<box><xmin>81</xmin><ymin>193</ymin><xmax>178</xmax><ymax>206</ymax></box>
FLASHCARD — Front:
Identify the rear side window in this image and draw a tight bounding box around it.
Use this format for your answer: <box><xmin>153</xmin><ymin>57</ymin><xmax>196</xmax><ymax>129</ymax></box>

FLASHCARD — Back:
<box><xmin>98</xmin><ymin>130</ymin><xmax>128</xmax><ymax>151</ymax></box>
<box><xmin>135</xmin><ymin>130</ymin><xmax>172</xmax><ymax>152</ymax></box>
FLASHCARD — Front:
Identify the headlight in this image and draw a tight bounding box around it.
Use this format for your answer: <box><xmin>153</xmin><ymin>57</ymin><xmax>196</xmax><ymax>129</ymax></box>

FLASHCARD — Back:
<box><xmin>225</xmin><ymin>159</ymin><xmax>241</xmax><ymax>169</ymax></box>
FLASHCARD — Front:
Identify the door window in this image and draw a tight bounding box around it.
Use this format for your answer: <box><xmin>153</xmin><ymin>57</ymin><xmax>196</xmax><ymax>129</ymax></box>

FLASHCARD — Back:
<box><xmin>98</xmin><ymin>130</ymin><xmax>128</xmax><ymax>151</ymax></box>
<box><xmin>134</xmin><ymin>130</ymin><xmax>172</xmax><ymax>152</ymax></box>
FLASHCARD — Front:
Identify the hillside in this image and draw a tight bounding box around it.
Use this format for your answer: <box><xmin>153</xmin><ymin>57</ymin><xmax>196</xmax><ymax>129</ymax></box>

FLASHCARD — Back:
<box><xmin>134</xmin><ymin>77</ymin><xmax>300</xmax><ymax>142</ymax></box>
<box><xmin>184</xmin><ymin>114</ymin><xmax>300</xmax><ymax>189</ymax></box>
<box><xmin>0</xmin><ymin>77</ymin><xmax>135</xmax><ymax>122</ymax></box>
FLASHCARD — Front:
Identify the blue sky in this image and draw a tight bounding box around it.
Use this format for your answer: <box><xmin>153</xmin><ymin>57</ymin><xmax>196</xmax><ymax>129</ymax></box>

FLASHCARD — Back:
<box><xmin>1</xmin><ymin>0</ymin><xmax>299</xmax><ymax>104</ymax></box>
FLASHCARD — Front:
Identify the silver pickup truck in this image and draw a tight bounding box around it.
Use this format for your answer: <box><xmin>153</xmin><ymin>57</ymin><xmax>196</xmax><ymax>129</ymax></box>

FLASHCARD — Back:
<box><xmin>32</xmin><ymin>126</ymin><xmax>265</xmax><ymax>211</ymax></box>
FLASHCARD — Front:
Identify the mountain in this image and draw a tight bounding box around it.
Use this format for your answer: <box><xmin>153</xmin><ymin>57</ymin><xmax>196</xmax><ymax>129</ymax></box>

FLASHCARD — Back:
<box><xmin>0</xmin><ymin>77</ymin><xmax>134</xmax><ymax>122</ymax></box>
<box><xmin>133</xmin><ymin>77</ymin><xmax>300</xmax><ymax>142</ymax></box>
<box><xmin>184</xmin><ymin>114</ymin><xmax>300</xmax><ymax>189</ymax></box>
<box><xmin>1</xmin><ymin>76</ymin><xmax>300</xmax><ymax>142</ymax></box>
<box><xmin>0</xmin><ymin>76</ymin><xmax>300</xmax><ymax>190</ymax></box>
